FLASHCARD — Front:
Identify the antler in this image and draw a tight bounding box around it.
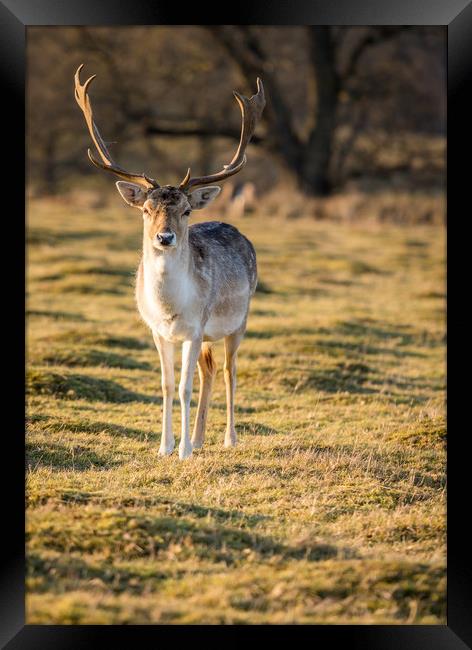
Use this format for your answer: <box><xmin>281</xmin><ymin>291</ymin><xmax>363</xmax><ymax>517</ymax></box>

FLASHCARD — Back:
<box><xmin>179</xmin><ymin>78</ymin><xmax>265</xmax><ymax>191</ymax></box>
<box><xmin>74</xmin><ymin>64</ymin><xmax>159</xmax><ymax>190</ymax></box>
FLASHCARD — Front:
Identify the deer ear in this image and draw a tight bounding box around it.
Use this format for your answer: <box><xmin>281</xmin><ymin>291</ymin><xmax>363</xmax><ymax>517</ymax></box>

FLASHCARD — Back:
<box><xmin>116</xmin><ymin>181</ymin><xmax>147</xmax><ymax>208</ymax></box>
<box><xmin>188</xmin><ymin>186</ymin><xmax>221</xmax><ymax>210</ymax></box>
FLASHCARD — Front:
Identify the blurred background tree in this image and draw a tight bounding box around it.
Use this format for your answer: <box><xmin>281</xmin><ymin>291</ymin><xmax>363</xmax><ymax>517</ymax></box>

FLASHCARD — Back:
<box><xmin>27</xmin><ymin>26</ymin><xmax>445</xmax><ymax>200</ymax></box>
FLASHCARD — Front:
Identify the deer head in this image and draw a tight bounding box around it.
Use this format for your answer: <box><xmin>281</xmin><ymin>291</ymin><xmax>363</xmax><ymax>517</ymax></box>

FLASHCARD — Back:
<box><xmin>74</xmin><ymin>65</ymin><xmax>265</xmax><ymax>251</ymax></box>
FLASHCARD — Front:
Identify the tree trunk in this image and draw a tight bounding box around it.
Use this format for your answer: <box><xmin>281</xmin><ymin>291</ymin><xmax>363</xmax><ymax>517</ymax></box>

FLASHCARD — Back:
<box><xmin>299</xmin><ymin>27</ymin><xmax>339</xmax><ymax>196</ymax></box>
<box><xmin>207</xmin><ymin>26</ymin><xmax>340</xmax><ymax>197</ymax></box>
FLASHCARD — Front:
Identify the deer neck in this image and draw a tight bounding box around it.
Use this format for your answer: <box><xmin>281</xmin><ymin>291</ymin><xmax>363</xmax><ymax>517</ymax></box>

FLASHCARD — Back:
<box><xmin>142</xmin><ymin>233</ymin><xmax>192</xmax><ymax>316</ymax></box>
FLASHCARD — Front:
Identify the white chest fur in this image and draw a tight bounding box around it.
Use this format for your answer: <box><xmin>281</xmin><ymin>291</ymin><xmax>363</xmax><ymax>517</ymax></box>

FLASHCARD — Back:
<box><xmin>139</xmin><ymin>253</ymin><xmax>202</xmax><ymax>342</ymax></box>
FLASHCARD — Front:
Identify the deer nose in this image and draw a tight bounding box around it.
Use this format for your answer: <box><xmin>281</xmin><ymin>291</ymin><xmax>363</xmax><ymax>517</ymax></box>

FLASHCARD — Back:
<box><xmin>156</xmin><ymin>232</ymin><xmax>176</xmax><ymax>247</ymax></box>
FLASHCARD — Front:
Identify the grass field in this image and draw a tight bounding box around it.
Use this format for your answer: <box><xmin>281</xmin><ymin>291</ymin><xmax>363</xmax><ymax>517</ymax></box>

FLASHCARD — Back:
<box><xmin>26</xmin><ymin>194</ymin><xmax>446</xmax><ymax>624</ymax></box>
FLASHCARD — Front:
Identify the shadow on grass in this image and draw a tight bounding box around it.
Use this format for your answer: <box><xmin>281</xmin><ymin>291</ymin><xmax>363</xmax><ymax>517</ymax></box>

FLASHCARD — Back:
<box><xmin>27</xmin><ymin>414</ymin><xmax>157</xmax><ymax>441</ymax></box>
<box><xmin>255</xmin><ymin>280</ymin><xmax>274</xmax><ymax>294</ymax></box>
<box><xmin>315</xmin><ymin>339</ymin><xmax>426</xmax><ymax>359</ymax></box>
<box><xmin>291</xmin><ymin>287</ymin><xmax>327</xmax><ymax>298</ymax></box>
<box><xmin>28</xmin><ymin>517</ymin><xmax>351</xmax><ymax>596</ymax></box>
<box><xmin>38</xmin><ymin>348</ymin><xmax>152</xmax><ymax>370</ymax></box>
<box><xmin>27</xmin><ymin>309</ymin><xmax>88</xmax><ymax>322</ymax></box>
<box><xmin>405</xmin><ymin>239</ymin><xmax>429</xmax><ymax>248</ymax></box>
<box><xmin>26</xmin><ymin>441</ymin><xmax>121</xmax><ymax>471</ymax></box>
<box><xmin>239</xmin><ymin>422</ymin><xmax>282</xmax><ymax>436</ymax></box>
<box><xmin>332</xmin><ymin>319</ymin><xmax>436</xmax><ymax>347</ymax></box>
<box><xmin>250</xmin><ymin>308</ymin><xmax>278</xmax><ymax>317</ymax></box>
<box><xmin>286</xmin><ymin>362</ymin><xmax>375</xmax><ymax>395</ymax></box>
<box><xmin>48</xmin><ymin>331</ymin><xmax>151</xmax><ymax>350</ymax></box>
<box><xmin>27</xmin><ymin>552</ymin><xmax>169</xmax><ymax>595</ymax></box>
<box><xmin>417</xmin><ymin>291</ymin><xmax>445</xmax><ymax>300</ymax></box>
<box><xmin>98</xmin><ymin>335</ymin><xmax>150</xmax><ymax>350</ymax></box>
<box><xmin>46</xmin><ymin>281</ymin><xmax>126</xmax><ymax>296</ymax></box>
<box><xmin>246</xmin><ymin>326</ymin><xmax>322</xmax><ymax>340</ymax></box>
<box><xmin>211</xmin><ymin>401</ymin><xmax>257</xmax><ymax>415</ymax></box>
<box><xmin>234</xmin><ymin>404</ymin><xmax>258</xmax><ymax>414</ymax></box>
<box><xmin>371</xmin><ymin>374</ymin><xmax>445</xmax><ymax>394</ymax></box>
<box><xmin>28</xmin><ymin>508</ymin><xmax>348</xmax><ymax>565</ymax></box>
<box><xmin>349</xmin><ymin>260</ymin><xmax>391</xmax><ymax>276</ymax></box>
<box><xmin>284</xmin><ymin>361</ymin><xmax>440</xmax><ymax>403</ymax></box>
<box><xmin>245</xmin><ymin>329</ymin><xmax>278</xmax><ymax>340</ymax></box>
<box><xmin>27</xmin><ymin>369</ymin><xmax>158</xmax><ymax>403</ymax></box>
<box><xmin>160</xmin><ymin>499</ymin><xmax>270</xmax><ymax>528</ymax></box>
<box><xmin>28</xmin><ymin>227</ymin><xmax>110</xmax><ymax>246</ymax></box>
<box><xmin>317</xmin><ymin>277</ymin><xmax>355</xmax><ymax>287</ymax></box>
<box><xmin>61</xmin><ymin>265</ymin><xmax>132</xmax><ymax>278</ymax></box>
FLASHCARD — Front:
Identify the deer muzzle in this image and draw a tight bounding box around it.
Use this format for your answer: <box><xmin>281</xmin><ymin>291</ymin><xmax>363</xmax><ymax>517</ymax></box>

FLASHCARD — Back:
<box><xmin>156</xmin><ymin>232</ymin><xmax>177</xmax><ymax>248</ymax></box>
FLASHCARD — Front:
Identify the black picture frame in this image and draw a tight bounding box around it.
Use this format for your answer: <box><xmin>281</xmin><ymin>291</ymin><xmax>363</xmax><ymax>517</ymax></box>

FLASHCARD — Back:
<box><xmin>2</xmin><ymin>0</ymin><xmax>468</xmax><ymax>647</ymax></box>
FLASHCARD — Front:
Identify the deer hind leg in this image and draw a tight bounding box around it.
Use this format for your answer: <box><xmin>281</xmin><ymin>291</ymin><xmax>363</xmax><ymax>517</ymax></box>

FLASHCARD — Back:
<box><xmin>223</xmin><ymin>328</ymin><xmax>245</xmax><ymax>448</ymax></box>
<box><xmin>191</xmin><ymin>343</ymin><xmax>216</xmax><ymax>449</ymax></box>
<box><xmin>153</xmin><ymin>332</ymin><xmax>175</xmax><ymax>456</ymax></box>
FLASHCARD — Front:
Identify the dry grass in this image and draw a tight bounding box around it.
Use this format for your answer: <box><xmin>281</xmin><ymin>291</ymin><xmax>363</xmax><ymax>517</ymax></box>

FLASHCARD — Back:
<box><xmin>26</xmin><ymin>192</ymin><xmax>446</xmax><ymax>624</ymax></box>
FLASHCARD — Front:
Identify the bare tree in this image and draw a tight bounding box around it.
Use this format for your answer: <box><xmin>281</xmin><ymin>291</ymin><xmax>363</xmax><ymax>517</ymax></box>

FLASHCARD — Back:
<box><xmin>205</xmin><ymin>26</ymin><xmax>422</xmax><ymax>195</ymax></box>
<box><xmin>27</xmin><ymin>26</ymin><xmax>445</xmax><ymax>196</ymax></box>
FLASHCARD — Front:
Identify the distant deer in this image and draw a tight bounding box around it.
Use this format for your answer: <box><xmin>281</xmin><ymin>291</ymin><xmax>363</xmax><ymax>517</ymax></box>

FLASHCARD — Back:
<box><xmin>74</xmin><ymin>65</ymin><xmax>265</xmax><ymax>459</ymax></box>
<box><xmin>224</xmin><ymin>181</ymin><xmax>258</xmax><ymax>219</ymax></box>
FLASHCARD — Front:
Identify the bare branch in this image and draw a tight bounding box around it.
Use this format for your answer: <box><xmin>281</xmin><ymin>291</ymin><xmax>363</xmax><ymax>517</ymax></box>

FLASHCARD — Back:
<box><xmin>144</xmin><ymin>122</ymin><xmax>265</xmax><ymax>145</ymax></box>
<box><xmin>341</xmin><ymin>27</ymin><xmax>413</xmax><ymax>81</ymax></box>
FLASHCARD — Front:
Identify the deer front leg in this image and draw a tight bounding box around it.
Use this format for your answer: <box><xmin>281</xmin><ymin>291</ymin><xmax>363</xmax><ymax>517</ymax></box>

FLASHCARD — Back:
<box><xmin>179</xmin><ymin>337</ymin><xmax>202</xmax><ymax>460</ymax></box>
<box><xmin>223</xmin><ymin>329</ymin><xmax>245</xmax><ymax>447</ymax></box>
<box><xmin>153</xmin><ymin>332</ymin><xmax>175</xmax><ymax>456</ymax></box>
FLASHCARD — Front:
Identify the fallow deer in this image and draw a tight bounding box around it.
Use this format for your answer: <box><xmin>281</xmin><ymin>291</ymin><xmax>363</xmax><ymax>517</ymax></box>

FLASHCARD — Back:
<box><xmin>74</xmin><ymin>65</ymin><xmax>265</xmax><ymax>459</ymax></box>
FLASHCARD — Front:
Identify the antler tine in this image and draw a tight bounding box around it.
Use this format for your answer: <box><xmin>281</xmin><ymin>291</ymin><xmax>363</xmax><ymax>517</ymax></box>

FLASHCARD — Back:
<box><xmin>74</xmin><ymin>64</ymin><xmax>159</xmax><ymax>190</ymax></box>
<box><xmin>180</xmin><ymin>167</ymin><xmax>191</xmax><ymax>187</ymax></box>
<box><xmin>179</xmin><ymin>78</ymin><xmax>265</xmax><ymax>191</ymax></box>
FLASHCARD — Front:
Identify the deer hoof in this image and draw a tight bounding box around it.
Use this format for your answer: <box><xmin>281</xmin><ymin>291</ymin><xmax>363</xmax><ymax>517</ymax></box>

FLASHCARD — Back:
<box><xmin>179</xmin><ymin>442</ymin><xmax>193</xmax><ymax>460</ymax></box>
<box><xmin>224</xmin><ymin>433</ymin><xmax>237</xmax><ymax>448</ymax></box>
<box><xmin>158</xmin><ymin>439</ymin><xmax>175</xmax><ymax>456</ymax></box>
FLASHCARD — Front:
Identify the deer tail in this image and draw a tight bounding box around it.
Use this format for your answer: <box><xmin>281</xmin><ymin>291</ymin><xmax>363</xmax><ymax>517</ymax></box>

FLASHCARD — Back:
<box><xmin>200</xmin><ymin>342</ymin><xmax>216</xmax><ymax>375</ymax></box>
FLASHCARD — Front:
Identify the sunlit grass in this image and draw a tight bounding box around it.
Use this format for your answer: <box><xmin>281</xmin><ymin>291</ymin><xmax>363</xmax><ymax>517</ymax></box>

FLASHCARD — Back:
<box><xmin>26</xmin><ymin>195</ymin><xmax>446</xmax><ymax>624</ymax></box>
